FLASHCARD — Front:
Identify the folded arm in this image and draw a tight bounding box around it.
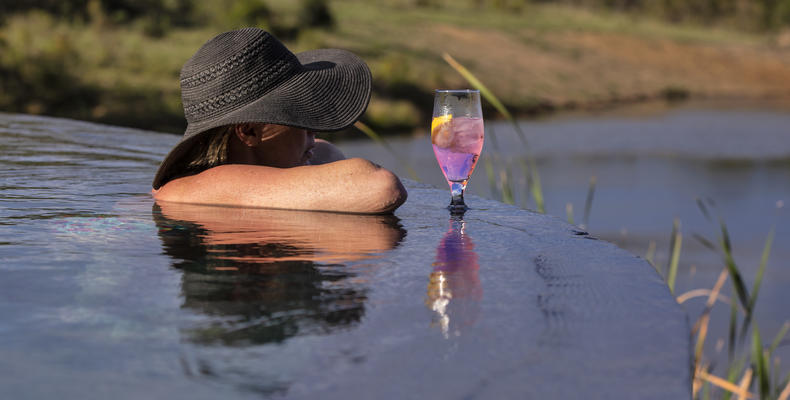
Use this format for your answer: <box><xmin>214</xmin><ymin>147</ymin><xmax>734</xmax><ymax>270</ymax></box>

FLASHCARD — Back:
<box><xmin>152</xmin><ymin>158</ymin><xmax>407</xmax><ymax>214</ymax></box>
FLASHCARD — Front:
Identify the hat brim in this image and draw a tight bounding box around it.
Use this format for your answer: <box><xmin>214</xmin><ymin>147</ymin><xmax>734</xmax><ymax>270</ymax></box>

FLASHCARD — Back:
<box><xmin>152</xmin><ymin>48</ymin><xmax>371</xmax><ymax>189</ymax></box>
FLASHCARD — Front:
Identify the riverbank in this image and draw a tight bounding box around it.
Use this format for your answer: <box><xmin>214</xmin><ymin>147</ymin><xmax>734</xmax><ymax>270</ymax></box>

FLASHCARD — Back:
<box><xmin>2</xmin><ymin>0</ymin><xmax>790</xmax><ymax>134</ymax></box>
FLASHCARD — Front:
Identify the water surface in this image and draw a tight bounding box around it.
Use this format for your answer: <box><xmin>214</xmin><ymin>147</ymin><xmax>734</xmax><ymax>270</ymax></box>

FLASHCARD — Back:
<box><xmin>0</xmin><ymin>112</ymin><xmax>688</xmax><ymax>399</ymax></box>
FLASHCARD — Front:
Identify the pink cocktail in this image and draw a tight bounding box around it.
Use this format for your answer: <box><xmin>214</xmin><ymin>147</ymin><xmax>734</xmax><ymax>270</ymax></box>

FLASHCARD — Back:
<box><xmin>431</xmin><ymin>89</ymin><xmax>484</xmax><ymax>212</ymax></box>
<box><xmin>432</xmin><ymin>117</ymin><xmax>484</xmax><ymax>186</ymax></box>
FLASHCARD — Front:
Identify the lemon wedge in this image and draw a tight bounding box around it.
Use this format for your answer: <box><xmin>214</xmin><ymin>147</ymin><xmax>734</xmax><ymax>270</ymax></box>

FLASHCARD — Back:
<box><xmin>431</xmin><ymin>114</ymin><xmax>452</xmax><ymax>146</ymax></box>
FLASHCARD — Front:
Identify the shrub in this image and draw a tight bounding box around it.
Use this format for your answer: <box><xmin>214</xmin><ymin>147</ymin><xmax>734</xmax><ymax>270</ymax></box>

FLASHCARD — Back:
<box><xmin>299</xmin><ymin>0</ymin><xmax>334</xmax><ymax>29</ymax></box>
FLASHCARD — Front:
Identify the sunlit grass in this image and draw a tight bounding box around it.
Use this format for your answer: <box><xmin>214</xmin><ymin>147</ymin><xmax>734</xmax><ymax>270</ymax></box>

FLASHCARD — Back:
<box><xmin>666</xmin><ymin>218</ymin><xmax>683</xmax><ymax>295</ymax></box>
<box><xmin>332</xmin><ymin>0</ymin><xmax>765</xmax><ymax>46</ymax></box>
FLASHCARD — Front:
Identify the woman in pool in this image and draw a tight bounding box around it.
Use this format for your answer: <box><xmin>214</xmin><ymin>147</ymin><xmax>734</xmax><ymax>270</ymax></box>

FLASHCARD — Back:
<box><xmin>152</xmin><ymin>28</ymin><xmax>407</xmax><ymax>214</ymax></box>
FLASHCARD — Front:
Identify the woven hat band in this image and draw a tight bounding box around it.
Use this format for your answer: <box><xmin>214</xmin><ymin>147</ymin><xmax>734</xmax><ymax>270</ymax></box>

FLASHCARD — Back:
<box><xmin>179</xmin><ymin>29</ymin><xmax>301</xmax><ymax>124</ymax></box>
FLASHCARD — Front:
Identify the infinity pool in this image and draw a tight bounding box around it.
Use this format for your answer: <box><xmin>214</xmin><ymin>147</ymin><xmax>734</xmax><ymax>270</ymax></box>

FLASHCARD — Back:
<box><xmin>0</xmin><ymin>112</ymin><xmax>688</xmax><ymax>399</ymax></box>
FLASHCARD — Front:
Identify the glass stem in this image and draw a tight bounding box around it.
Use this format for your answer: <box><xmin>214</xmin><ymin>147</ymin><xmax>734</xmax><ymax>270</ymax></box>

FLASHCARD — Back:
<box><xmin>449</xmin><ymin>182</ymin><xmax>467</xmax><ymax>212</ymax></box>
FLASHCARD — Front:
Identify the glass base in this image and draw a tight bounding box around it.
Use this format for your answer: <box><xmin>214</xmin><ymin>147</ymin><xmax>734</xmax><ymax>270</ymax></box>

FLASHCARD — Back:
<box><xmin>448</xmin><ymin>182</ymin><xmax>468</xmax><ymax>215</ymax></box>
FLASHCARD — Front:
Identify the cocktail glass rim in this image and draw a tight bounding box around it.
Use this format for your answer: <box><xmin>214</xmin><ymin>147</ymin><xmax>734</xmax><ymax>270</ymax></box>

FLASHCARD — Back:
<box><xmin>434</xmin><ymin>89</ymin><xmax>480</xmax><ymax>94</ymax></box>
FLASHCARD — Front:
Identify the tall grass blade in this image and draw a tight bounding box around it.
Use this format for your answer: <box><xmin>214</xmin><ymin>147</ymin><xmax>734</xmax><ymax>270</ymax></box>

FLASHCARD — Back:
<box><xmin>751</xmin><ymin>324</ymin><xmax>770</xmax><ymax>399</ymax></box>
<box><xmin>354</xmin><ymin>121</ymin><xmax>420</xmax><ymax>181</ymax></box>
<box><xmin>693</xmin><ymin>233</ymin><xmax>717</xmax><ymax>251</ymax></box>
<box><xmin>666</xmin><ymin>218</ymin><xmax>680</xmax><ymax>281</ymax></box>
<box><xmin>528</xmin><ymin>161</ymin><xmax>545</xmax><ymax>213</ymax></box>
<box><xmin>645</xmin><ymin>240</ymin><xmax>658</xmax><ymax>273</ymax></box>
<box><xmin>499</xmin><ymin>167</ymin><xmax>514</xmax><ymax>205</ymax></box>
<box><xmin>487</xmin><ymin>120</ymin><xmax>501</xmax><ymax>153</ymax></box>
<box><xmin>748</xmin><ymin>229</ymin><xmax>774</xmax><ymax>312</ymax></box>
<box><xmin>769</xmin><ymin>322</ymin><xmax>790</xmax><ymax>357</ymax></box>
<box><xmin>695</xmin><ymin>313</ymin><xmax>711</xmax><ymax>374</ymax></box>
<box><xmin>737</xmin><ymin>368</ymin><xmax>754</xmax><ymax>400</ymax></box>
<box><xmin>694</xmin><ymin>363</ymin><xmax>705</xmax><ymax>398</ymax></box>
<box><xmin>702</xmin><ymin>380</ymin><xmax>711</xmax><ymax>400</ymax></box>
<box><xmin>698</xmin><ymin>369</ymin><xmax>755</xmax><ymax>399</ymax></box>
<box><xmin>582</xmin><ymin>175</ymin><xmax>596</xmax><ymax>229</ymax></box>
<box><xmin>722</xmin><ymin>356</ymin><xmax>748</xmax><ymax>400</ymax></box>
<box><xmin>483</xmin><ymin>156</ymin><xmax>499</xmax><ymax>200</ymax></box>
<box><xmin>682</xmin><ymin>270</ymin><xmax>729</xmax><ymax>308</ymax></box>
<box><xmin>729</xmin><ymin>287</ymin><xmax>738</xmax><ymax>361</ymax></box>
<box><xmin>692</xmin><ymin>269</ymin><xmax>728</xmax><ymax>373</ymax></box>
<box><xmin>442</xmin><ymin>53</ymin><xmax>513</xmax><ymax>122</ymax></box>
<box><xmin>719</xmin><ymin>219</ymin><xmax>751</xmax><ymax>314</ymax></box>
<box><xmin>677</xmin><ymin>289</ymin><xmax>733</xmax><ymax>305</ymax></box>
<box><xmin>667</xmin><ymin>223</ymin><xmax>682</xmax><ymax>295</ymax></box>
<box><xmin>443</xmin><ymin>52</ymin><xmax>545</xmax><ymax>213</ymax></box>
<box><xmin>697</xmin><ymin>197</ymin><xmax>713</xmax><ymax>222</ymax></box>
<box><xmin>566</xmin><ymin>203</ymin><xmax>575</xmax><ymax>225</ymax></box>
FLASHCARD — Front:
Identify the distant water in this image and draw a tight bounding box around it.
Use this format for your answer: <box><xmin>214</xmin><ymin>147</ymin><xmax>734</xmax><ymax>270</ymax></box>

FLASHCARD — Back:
<box><xmin>338</xmin><ymin>102</ymin><xmax>790</xmax><ymax>370</ymax></box>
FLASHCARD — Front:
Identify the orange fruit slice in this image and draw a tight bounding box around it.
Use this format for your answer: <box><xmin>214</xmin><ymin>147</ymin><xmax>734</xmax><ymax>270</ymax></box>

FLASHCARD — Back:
<box><xmin>431</xmin><ymin>114</ymin><xmax>453</xmax><ymax>147</ymax></box>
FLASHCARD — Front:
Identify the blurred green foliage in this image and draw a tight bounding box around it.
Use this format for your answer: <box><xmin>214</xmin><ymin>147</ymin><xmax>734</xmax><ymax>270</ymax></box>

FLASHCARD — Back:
<box><xmin>0</xmin><ymin>0</ymin><xmax>338</xmax><ymax>133</ymax></box>
<box><xmin>0</xmin><ymin>0</ymin><xmax>787</xmax><ymax>134</ymax></box>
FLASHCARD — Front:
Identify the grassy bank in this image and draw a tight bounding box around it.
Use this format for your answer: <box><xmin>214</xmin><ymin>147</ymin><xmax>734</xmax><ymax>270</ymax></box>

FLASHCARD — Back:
<box><xmin>1</xmin><ymin>0</ymin><xmax>790</xmax><ymax>135</ymax></box>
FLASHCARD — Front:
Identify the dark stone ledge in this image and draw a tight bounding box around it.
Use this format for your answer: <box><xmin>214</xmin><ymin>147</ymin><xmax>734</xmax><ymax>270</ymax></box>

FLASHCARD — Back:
<box><xmin>293</xmin><ymin>180</ymin><xmax>691</xmax><ymax>399</ymax></box>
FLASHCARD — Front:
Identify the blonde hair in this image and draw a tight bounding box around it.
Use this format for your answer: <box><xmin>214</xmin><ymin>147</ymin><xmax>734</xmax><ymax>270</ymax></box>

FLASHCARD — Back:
<box><xmin>186</xmin><ymin>125</ymin><xmax>234</xmax><ymax>171</ymax></box>
<box><xmin>162</xmin><ymin>123</ymin><xmax>283</xmax><ymax>185</ymax></box>
<box><xmin>163</xmin><ymin>125</ymin><xmax>234</xmax><ymax>185</ymax></box>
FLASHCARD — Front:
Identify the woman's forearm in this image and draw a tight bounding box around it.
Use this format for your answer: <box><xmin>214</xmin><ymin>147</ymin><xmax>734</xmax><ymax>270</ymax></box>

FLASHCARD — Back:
<box><xmin>153</xmin><ymin>158</ymin><xmax>407</xmax><ymax>214</ymax></box>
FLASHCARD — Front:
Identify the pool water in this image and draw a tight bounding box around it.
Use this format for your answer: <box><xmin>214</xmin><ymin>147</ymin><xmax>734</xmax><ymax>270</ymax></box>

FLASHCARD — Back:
<box><xmin>0</xmin><ymin>114</ymin><xmax>415</xmax><ymax>397</ymax></box>
<box><xmin>0</xmin><ymin>112</ymin><xmax>690</xmax><ymax>398</ymax></box>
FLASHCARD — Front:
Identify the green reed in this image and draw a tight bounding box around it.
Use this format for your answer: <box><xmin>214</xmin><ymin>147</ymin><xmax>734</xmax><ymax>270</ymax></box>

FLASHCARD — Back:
<box><xmin>666</xmin><ymin>218</ymin><xmax>682</xmax><ymax>295</ymax></box>
<box><xmin>670</xmin><ymin>200</ymin><xmax>789</xmax><ymax>399</ymax></box>
<box><xmin>582</xmin><ymin>176</ymin><xmax>597</xmax><ymax>229</ymax></box>
<box><xmin>442</xmin><ymin>53</ymin><xmax>545</xmax><ymax>213</ymax></box>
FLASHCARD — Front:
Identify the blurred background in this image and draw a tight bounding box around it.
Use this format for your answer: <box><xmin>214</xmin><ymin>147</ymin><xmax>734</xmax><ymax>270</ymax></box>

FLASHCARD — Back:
<box><xmin>2</xmin><ymin>0</ymin><xmax>790</xmax><ymax>134</ymax></box>
<box><xmin>2</xmin><ymin>0</ymin><xmax>789</xmax><ymax>396</ymax></box>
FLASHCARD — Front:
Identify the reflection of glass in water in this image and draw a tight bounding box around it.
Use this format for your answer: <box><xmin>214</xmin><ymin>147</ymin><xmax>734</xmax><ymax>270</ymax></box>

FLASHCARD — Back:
<box><xmin>426</xmin><ymin>215</ymin><xmax>482</xmax><ymax>338</ymax></box>
<box><xmin>152</xmin><ymin>203</ymin><xmax>406</xmax><ymax>346</ymax></box>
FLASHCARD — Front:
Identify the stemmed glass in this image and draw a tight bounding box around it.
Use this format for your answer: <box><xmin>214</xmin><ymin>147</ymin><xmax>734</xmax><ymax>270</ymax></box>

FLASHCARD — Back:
<box><xmin>431</xmin><ymin>89</ymin><xmax>484</xmax><ymax>213</ymax></box>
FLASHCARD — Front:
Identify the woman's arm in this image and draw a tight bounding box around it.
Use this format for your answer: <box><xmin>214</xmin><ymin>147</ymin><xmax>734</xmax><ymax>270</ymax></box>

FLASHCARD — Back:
<box><xmin>152</xmin><ymin>158</ymin><xmax>407</xmax><ymax>214</ymax></box>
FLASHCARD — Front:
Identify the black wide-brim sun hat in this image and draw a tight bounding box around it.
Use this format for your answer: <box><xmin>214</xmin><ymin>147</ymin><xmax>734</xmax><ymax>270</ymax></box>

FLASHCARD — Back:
<box><xmin>152</xmin><ymin>27</ymin><xmax>372</xmax><ymax>189</ymax></box>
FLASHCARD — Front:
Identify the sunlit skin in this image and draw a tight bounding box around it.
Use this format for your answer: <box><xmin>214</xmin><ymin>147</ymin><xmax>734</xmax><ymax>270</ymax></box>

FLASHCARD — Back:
<box><xmin>152</xmin><ymin>123</ymin><xmax>407</xmax><ymax>214</ymax></box>
<box><xmin>156</xmin><ymin>201</ymin><xmax>404</xmax><ymax>264</ymax></box>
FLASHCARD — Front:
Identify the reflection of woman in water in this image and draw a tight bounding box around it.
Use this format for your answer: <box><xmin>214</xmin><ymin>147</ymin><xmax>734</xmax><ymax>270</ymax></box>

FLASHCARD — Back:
<box><xmin>152</xmin><ymin>27</ymin><xmax>406</xmax><ymax>213</ymax></box>
<box><xmin>426</xmin><ymin>216</ymin><xmax>482</xmax><ymax>338</ymax></box>
<box><xmin>152</xmin><ymin>202</ymin><xmax>406</xmax><ymax>345</ymax></box>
